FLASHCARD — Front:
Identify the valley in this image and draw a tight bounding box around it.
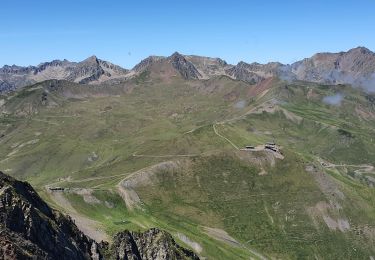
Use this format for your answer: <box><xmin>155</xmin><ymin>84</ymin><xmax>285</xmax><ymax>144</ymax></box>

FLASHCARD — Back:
<box><xmin>1</xmin><ymin>50</ymin><xmax>375</xmax><ymax>259</ymax></box>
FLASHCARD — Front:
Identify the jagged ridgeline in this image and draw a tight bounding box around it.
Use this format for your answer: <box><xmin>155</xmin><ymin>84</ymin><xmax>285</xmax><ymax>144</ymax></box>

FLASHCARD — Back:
<box><xmin>0</xmin><ymin>171</ymin><xmax>199</xmax><ymax>260</ymax></box>
<box><xmin>2</xmin><ymin>47</ymin><xmax>375</xmax><ymax>93</ymax></box>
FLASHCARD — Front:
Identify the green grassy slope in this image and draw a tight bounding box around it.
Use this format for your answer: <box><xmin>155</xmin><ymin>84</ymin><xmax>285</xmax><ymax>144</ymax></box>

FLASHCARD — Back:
<box><xmin>0</xmin><ymin>76</ymin><xmax>374</xmax><ymax>259</ymax></box>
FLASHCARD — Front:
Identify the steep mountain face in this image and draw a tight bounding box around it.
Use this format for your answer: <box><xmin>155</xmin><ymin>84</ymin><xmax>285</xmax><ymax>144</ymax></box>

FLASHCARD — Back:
<box><xmin>132</xmin><ymin>56</ymin><xmax>165</xmax><ymax>73</ymax></box>
<box><xmin>184</xmin><ymin>55</ymin><xmax>230</xmax><ymax>78</ymax></box>
<box><xmin>132</xmin><ymin>53</ymin><xmax>202</xmax><ymax>80</ymax></box>
<box><xmin>290</xmin><ymin>47</ymin><xmax>375</xmax><ymax>91</ymax></box>
<box><xmin>0</xmin><ymin>80</ymin><xmax>15</xmax><ymax>92</ymax></box>
<box><xmin>0</xmin><ymin>171</ymin><xmax>102</xmax><ymax>260</ymax></box>
<box><xmin>225</xmin><ymin>61</ymin><xmax>266</xmax><ymax>84</ymax></box>
<box><xmin>111</xmin><ymin>229</ymin><xmax>199</xmax><ymax>260</ymax></box>
<box><xmin>0</xmin><ymin>171</ymin><xmax>199</xmax><ymax>260</ymax></box>
<box><xmin>168</xmin><ymin>52</ymin><xmax>202</xmax><ymax>80</ymax></box>
<box><xmin>0</xmin><ymin>56</ymin><xmax>128</xmax><ymax>91</ymax></box>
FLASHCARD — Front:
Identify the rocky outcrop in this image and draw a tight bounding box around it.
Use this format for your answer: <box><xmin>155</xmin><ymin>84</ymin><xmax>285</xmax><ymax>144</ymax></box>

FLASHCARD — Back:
<box><xmin>0</xmin><ymin>171</ymin><xmax>199</xmax><ymax>260</ymax></box>
<box><xmin>184</xmin><ymin>55</ymin><xmax>229</xmax><ymax>79</ymax></box>
<box><xmin>0</xmin><ymin>80</ymin><xmax>15</xmax><ymax>92</ymax></box>
<box><xmin>225</xmin><ymin>61</ymin><xmax>265</xmax><ymax>84</ymax></box>
<box><xmin>168</xmin><ymin>52</ymin><xmax>202</xmax><ymax>80</ymax></box>
<box><xmin>111</xmin><ymin>228</ymin><xmax>199</xmax><ymax>260</ymax></box>
<box><xmin>0</xmin><ymin>171</ymin><xmax>103</xmax><ymax>260</ymax></box>
<box><xmin>132</xmin><ymin>56</ymin><xmax>165</xmax><ymax>73</ymax></box>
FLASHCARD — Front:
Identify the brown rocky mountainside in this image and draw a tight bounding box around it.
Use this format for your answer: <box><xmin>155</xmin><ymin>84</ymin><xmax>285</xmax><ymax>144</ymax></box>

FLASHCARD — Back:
<box><xmin>0</xmin><ymin>56</ymin><xmax>128</xmax><ymax>92</ymax></box>
<box><xmin>1</xmin><ymin>47</ymin><xmax>375</xmax><ymax>93</ymax></box>
<box><xmin>289</xmin><ymin>47</ymin><xmax>375</xmax><ymax>89</ymax></box>
<box><xmin>0</xmin><ymin>171</ymin><xmax>199</xmax><ymax>260</ymax></box>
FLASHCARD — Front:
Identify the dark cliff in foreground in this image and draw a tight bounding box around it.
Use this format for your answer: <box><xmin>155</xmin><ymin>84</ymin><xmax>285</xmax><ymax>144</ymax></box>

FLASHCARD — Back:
<box><xmin>0</xmin><ymin>171</ymin><xmax>199</xmax><ymax>260</ymax></box>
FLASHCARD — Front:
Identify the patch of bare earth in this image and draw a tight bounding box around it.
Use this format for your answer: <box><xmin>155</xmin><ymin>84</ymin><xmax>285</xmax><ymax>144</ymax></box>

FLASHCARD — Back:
<box><xmin>70</xmin><ymin>188</ymin><xmax>101</xmax><ymax>204</ymax></box>
<box><xmin>247</xmin><ymin>77</ymin><xmax>274</xmax><ymax>98</ymax></box>
<box><xmin>203</xmin><ymin>227</ymin><xmax>267</xmax><ymax>260</ymax></box>
<box><xmin>175</xmin><ymin>233</ymin><xmax>202</xmax><ymax>254</ymax></box>
<box><xmin>203</xmin><ymin>227</ymin><xmax>241</xmax><ymax>247</ymax></box>
<box><xmin>355</xmin><ymin>105</ymin><xmax>375</xmax><ymax>121</ymax></box>
<box><xmin>305</xmin><ymin>165</ymin><xmax>350</xmax><ymax>232</ymax></box>
<box><xmin>47</xmin><ymin>190</ymin><xmax>109</xmax><ymax>242</ymax></box>
<box><xmin>249</xmin><ymin>100</ymin><xmax>302</xmax><ymax>123</ymax></box>
<box><xmin>117</xmin><ymin>161</ymin><xmax>179</xmax><ymax>210</ymax></box>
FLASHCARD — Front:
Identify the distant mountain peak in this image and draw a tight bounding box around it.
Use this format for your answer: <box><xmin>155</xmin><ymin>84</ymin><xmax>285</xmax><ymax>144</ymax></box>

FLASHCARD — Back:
<box><xmin>81</xmin><ymin>55</ymin><xmax>100</xmax><ymax>65</ymax></box>
<box><xmin>348</xmin><ymin>46</ymin><xmax>372</xmax><ymax>54</ymax></box>
<box><xmin>168</xmin><ymin>52</ymin><xmax>202</xmax><ymax>79</ymax></box>
<box><xmin>0</xmin><ymin>55</ymin><xmax>128</xmax><ymax>90</ymax></box>
<box><xmin>170</xmin><ymin>51</ymin><xmax>182</xmax><ymax>57</ymax></box>
<box><xmin>132</xmin><ymin>55</ymin><xmax>165</xmax><ymax>73</ymax></box>
<box><xmin>236</xmin><ymin>61</ymin><xmax>249</xmax><ymax>67</ymax></box>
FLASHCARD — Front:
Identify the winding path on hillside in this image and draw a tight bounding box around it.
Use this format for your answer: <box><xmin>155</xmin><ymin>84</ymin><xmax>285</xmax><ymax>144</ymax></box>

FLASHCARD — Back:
<box><xmin>132</xmin><ymin>152</ymin><xmax>201</xmax><ymax>158</ymax></box>
<box><xmin>320</xmin><ymin>160</ymin><xmax>374</xmax><ymax>175</ymax></box>
<box><xmin>212</xmin><ymin>123</ymin><xmax>239</xmax><ymax>150</ymax></box>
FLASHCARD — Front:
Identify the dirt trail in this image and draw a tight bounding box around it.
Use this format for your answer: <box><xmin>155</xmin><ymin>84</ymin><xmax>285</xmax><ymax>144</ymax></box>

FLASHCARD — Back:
<box><xmin>45</xmin><ymin>172</ymin><xmax>130</xmax><ymax>188</ymax></box>
<box><xmin>332</xmin><ymin>164</ymin><xmax>374</xmax><ymax>172</ymax></box>
<box><xmin>132</xmin><ymin>152</ymin><xmax>200</xmax><ymax>158</ymax></box>
<box><xmin>212</xmin><ymin>124</ymin><xmax>239</xmax><ymax>150</ymax></box>
<box><xmin>47</xmin><ymin>190</ymin><xmax>109</xmax><ymax>242</ymax></box>
<box><xmin>182</xmin><ymin>125</ymin><xmax>205</xmax><ymax>135</ymax></box>
<box><xmin>30</xmin><ymin>118</ymin><xmax>59</xmax><ymax>125</ymax></box>
<box><xmin>319</xmin><ymin>159</ymin><xmax>374</xmax><ymax>174</ymax></box>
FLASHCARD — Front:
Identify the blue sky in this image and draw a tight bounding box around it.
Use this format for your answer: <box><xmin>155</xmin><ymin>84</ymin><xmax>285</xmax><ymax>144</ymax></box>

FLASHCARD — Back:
<box><xmin>1</xmin><ymin>0</ymin><xmax>374</xmax><ymax>68</ymax></box>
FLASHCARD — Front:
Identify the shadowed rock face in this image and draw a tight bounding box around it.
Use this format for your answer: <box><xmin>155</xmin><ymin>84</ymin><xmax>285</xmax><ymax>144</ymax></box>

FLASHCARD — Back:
<box><xmin>111</xmin><ymin>228</ymin><xmax>200</xmax><ymax>260</ymax></box>
<box><xmin>225</xmin><ymin>62</ymin><xmax>265</xmax><ymax>84</ymax></box>
<box><xmin>168</xmin><ymin>52</ymin><xmax>202</xmax><ymax>80</ymax></box>
<box><xmin>0</xmin><ymin>172</ymin><xmax>199</xmax><ymax>260</ymax></box>
<box><xmin>0</xmin><ymin>171</ymin><xmax>102</xmax><ymax>260</ymax></box>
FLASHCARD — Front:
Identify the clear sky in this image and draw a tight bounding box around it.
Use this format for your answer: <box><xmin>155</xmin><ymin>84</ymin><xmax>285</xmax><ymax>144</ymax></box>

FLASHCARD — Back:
<box><xmin>1</xmin><ymin>0</ymin><xmax>374</xmax><ymax>68</ymax></box>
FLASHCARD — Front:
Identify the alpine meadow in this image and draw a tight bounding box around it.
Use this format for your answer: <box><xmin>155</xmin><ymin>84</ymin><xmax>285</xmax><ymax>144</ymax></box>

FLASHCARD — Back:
<box><xmin>1</xmin><ymin>1</ymin><xmax>375</xmax><ymax>259</ymax></box>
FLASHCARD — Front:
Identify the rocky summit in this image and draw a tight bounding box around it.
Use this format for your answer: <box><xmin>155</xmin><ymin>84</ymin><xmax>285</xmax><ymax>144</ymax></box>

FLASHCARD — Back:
<box><xmin>0</xmin><ymin>171</ymin><xmax>199</xmax><ymax>260</ymax></box>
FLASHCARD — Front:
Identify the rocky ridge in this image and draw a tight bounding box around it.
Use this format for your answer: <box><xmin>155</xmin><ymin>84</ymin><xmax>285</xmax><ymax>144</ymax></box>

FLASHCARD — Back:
<box><xmin>0</xmin><ymin>171</ymin><xmax>199</xmax><ymax>260</ymax></box>
<box><xmin>1</xmin><ymin>47</ymin><xmax>375</xmax><ymax>92</ymax></box>
<box><xmin>111</xmin><ymin>228</ymin><xmax>199</xmax><ymax>260</ymax></box>
<box><xmin>0</xmin><ymin>56</ymin><xmax>128</xmax><ymax>92</ymax></box>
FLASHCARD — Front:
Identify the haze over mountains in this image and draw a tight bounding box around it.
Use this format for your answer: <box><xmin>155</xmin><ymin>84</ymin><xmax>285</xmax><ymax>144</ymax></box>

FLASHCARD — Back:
<box><xmin>1</xmin><ymin>47</ymin><xmax>375</xmax><ymax>93</ymax></box>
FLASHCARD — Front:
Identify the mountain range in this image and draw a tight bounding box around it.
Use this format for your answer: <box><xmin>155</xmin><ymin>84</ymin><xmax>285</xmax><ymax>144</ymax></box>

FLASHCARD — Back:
<box><xmin>1</xmin><ymin>47</ymin><xmax>375</xmax><ymax>93</ymax></box>
<box><xmin>1</xmin><ymin>46</ymin><xmax>375</xmax><ymax>259</ymax></box>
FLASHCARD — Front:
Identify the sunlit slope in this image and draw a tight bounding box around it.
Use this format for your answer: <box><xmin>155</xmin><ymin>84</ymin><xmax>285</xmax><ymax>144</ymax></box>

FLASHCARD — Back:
<box><xmin>0</xmin><ymin>75</ymin><xmax>374</xmax><ymax>259</ymax></box>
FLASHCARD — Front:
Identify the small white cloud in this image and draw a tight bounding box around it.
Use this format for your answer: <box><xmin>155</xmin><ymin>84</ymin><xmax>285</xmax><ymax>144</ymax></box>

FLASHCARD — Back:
<box><xmin>323</xmin><ymin>93</ymin><xmax>344</xmax><ymax>106</ymax></box>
